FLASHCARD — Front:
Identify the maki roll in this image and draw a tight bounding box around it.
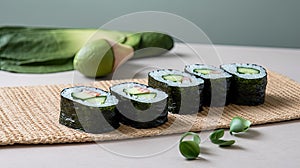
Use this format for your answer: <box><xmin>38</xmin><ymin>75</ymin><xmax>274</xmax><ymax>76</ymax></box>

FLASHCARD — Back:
<box><xmin>148</xmin><ymin>69</ymin><xmax>204</xmax><ymax>115</ymax></box>
<box><xmin>221</xmin><ymin>63</ymin><xmax>267</xmax><ymax>106</ymax></box>
<box><xmin>185</xmin><ymin>64</ymin><xmax>232</xmax><ymax>107</ymax></box>
<box><xmin>59</xmin><ymin>86</ymin><xmax>119</xmax><ymax>134</ymax></box>
<box><xmin>110</xmin><ymin>82</ymin><xmax>168</xmax><ymax>128</ymax></box>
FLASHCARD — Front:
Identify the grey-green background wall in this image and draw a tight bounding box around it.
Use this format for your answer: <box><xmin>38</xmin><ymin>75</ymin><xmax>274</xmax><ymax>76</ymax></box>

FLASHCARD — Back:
<box><xmin>1</xmin><ymin>0</ymin><xmax>299</xmax><ymax>48</ymax></box>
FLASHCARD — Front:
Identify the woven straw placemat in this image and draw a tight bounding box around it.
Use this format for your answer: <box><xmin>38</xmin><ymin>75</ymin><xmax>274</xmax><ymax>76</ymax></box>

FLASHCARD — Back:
<box><xmin>0</xmin><ymin>71</ymin><xmax>299</xmax><ymax>145</ymax></box>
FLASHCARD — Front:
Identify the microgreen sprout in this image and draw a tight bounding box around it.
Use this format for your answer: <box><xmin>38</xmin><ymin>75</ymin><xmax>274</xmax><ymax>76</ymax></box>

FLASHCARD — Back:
<box><xmin>209</xmin><ymin>129</ymin><xmax>235</xmax><ymax>147</ymax></box>
<box><xmin>230</xmin><ymin>116</ymin><xmax>251</xmax><ymax>134</ymax></box>
<box><xmin>179</xmin><ymin>132</ymin><xmax>201</xmax><ymax>160</ymax></box>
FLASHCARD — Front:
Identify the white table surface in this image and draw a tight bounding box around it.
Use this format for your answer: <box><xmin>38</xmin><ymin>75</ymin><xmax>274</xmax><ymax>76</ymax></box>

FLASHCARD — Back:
<box><xmin>0</xmin><ymin>43</ymin><xmax>300</xmax><ymax>168</ymax></box>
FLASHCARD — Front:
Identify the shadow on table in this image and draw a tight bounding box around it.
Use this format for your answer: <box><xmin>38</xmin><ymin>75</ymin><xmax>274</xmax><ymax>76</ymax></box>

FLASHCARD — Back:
<box><xmin>233</xmin><ymin>129</ymin><xmax>262</xmax><ymax>139</ymax></box>
<box><xmin>0</xmin><ymin>141</ymin><xmax>97</xmax><ymax>150</ymax></box>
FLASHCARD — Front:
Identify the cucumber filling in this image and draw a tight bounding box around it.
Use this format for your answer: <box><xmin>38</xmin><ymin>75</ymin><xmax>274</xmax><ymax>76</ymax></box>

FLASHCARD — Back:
<box><xmin>123</xmin><ymin>86</ymin><xmax>150</xmax><ymax>95</ymax></box>
<box><xmin>123</xmin><ymin>86</ymin><xmax>156</xmax><ymax>100</ymax></box>
<box><xmin>194</xmin><ymin>68</ymin><xmax>222</xmax><ymax>75</ymax></box>
<box><xmin>163</xmin><ymin>74</ymin><xmax>183</xmax><ymax>82</ymax></box>
<box><xmin>85</xmin><ymin>96</ymin><xmax>107</xmax><ymax>104</ymax></box>
<box><xmin>71</xmin><ymin>90</ymin><xmax>101</xmax><ymax>100</ymax></box>
<box><xmin>162</xmin><ymin>74</ymin><xmax>191</xmax><ymax>84</ymax></box>
<box><xmin>134</xmin><ymin>93</ymin><xmax>157</xmax><ymax>100</ymax></box>
<box><xmin>194</xmin><ymin>68</ymin><xmax>212</xmax><ymax>75</ymax></box>
<box><xmin>237</xmin><ymin>67</ymin><xmax>260</xmax><ymax>74</ymax></box>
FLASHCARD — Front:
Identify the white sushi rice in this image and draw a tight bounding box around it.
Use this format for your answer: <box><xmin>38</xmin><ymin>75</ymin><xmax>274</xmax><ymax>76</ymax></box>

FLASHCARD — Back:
<box><xmin>221</xmin><ymin>63</ymin><xmax>267</xmax><ymax>79</ymax></box>
<box><xmin>61</xmin><ymin>86</ymin><xmax>118</xmax><ymax>107</ymax></box>
<box><xmin>149</xmin><ymin>69</ymin><xmax>204</xmax><ymax>87</ymax></box>
<box><xmin>110</xmin><ymin>82</ymin><xmax>168</xmax><ymax>103</ymax></box>
<box><xmin>185</xmin><ymin>64</ymin><xmax>232</xmax><ymax>79</ymax></box>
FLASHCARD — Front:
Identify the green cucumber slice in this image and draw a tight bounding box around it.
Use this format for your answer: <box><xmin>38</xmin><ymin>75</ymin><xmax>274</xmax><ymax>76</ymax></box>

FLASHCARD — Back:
<box><xmin>162</xmin><ymin>74</ymin><xmax>184</xmax><ymax>82</ymax></box>
<box><xmin>123</xmin><ymin>86</ymin><xmax>150</xmax><ymax>95</ymax></box>
<box><xmin>135</xmin><ymin>93</ymin><xmax>157</xmax><ymax>100</ymax></box>
<box><xmin>194</xmin><ymin>68</ymin><xmax>212</xmax><ymax>75</ymax></box>
<box><xmin>85</xmin><ymin>96</ymin><xmax>107</xmax><ymax>104</ymax></box>
<box><xmin>123</xmin><ymin>86</ymin><xmax>156</xmax><ymax>100</ymax></box>
<box><xmin>237</xmin><ymin>67</ymin><xmax>260</xmax><ymax>74</ymax></box>
<box><xmin>71</xmin><ymin>90</ymin><xmax>101</xmax><ymax>100</ymax></box>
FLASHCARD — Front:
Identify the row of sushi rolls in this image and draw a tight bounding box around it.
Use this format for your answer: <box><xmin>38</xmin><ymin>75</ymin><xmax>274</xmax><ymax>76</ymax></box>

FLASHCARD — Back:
<box><xmin>59</xmin><ymin>63</ymin><xmax>267</xmax><ymax>134</ymax></box>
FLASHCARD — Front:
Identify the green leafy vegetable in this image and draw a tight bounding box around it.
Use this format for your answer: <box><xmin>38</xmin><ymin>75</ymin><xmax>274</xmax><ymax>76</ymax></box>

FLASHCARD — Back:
<box><xmin>209</xmin><ymin>129</ymin><xmax>235</xmax><ymax>147</ymax></box>
<box><xmin>0</xmin><ymin>57</ymin><xmax>74</xmax><ymax>73</ymax></box>
<box><xmin>230</xmin><ymin>116</ymin><xmax>251</xmax><ymax>134</ymax></box>
<box><xmin>179</xmin><ymin>132</ymin><xmax>200</xmax><ymax>160</ymax></box>
<box><xmin>0</xmin><ymin>26</ymin><xmax>174</xmax><ymax>74</ymax></box>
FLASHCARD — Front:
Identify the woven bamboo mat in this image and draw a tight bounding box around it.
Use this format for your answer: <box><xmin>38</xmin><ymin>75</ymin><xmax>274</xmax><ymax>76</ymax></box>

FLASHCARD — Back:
<box><xmin>0</xmin><ymin>71</ymin><xmax>299</xmax><ymax>145</ymax></box>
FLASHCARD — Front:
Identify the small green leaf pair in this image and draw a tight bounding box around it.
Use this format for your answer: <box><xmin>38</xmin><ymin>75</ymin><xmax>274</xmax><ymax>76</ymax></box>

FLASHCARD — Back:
<box><xmin>179</xmin><ymin>116</ymin><xmax>251</xmax><ymax>159</ymax></box>
<box><xmin>179</xmin><ymin>132</ymin><xmax>201</xmax><ymax>160</ymax></box>
<box><xmin>209</xmin><ymin>116</ymin><xmax>251</xmax><ymax>147</ymax></box>
<box><xmin>209</xmin><ymin>129</ymin><xmax>235</xmax><ymax>147</ymax></box>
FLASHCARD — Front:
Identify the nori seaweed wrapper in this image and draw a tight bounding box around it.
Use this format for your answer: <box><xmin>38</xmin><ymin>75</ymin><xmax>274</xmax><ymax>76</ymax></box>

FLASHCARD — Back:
<box><xmin>185</xmin><ymin>64</ymin><xmax>232</xmax><ymax>107</ymax></box>
<box><xmin>110</xmin><ymin>82</ymin><xmax>168</xmax><ymax>129</ymax></box>
<box><xmin>59</xmin><ymin>86</ymin><xmax>120</xmax><ymax>134</ymax></box>
<box><xmin>148</xmin><ymin>69</ymin><xmax>204</xmax><ymax>115</ymax></box>
<box><xmin>221</xmin><ymin>63</ymin><xmax>267</xmax><ymax>106</ymax></box>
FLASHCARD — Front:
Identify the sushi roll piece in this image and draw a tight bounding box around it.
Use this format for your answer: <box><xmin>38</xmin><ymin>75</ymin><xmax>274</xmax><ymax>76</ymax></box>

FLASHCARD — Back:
<box><xmin>148</xmin><ymin>69</ymin><xmax>204</xmax><ymax>115</ymax></box>
<box><xmin>59</xmin><ymin>86</ymin><xmax>120</xmax><ymax>134</ymax></box>
<box><xmin>110</xmin><ymin>82</ymin><xmax>168</xmax><ymax>128</ymax></box>
<box><xmin>220</xmin><ymin>63</ymin><xmax>267</xmax><ymax>106</ymax></box>
<box><xmin>185</xmin><ymin>64</ymin><xmax>232</xmax><ymax>107</ymax></box>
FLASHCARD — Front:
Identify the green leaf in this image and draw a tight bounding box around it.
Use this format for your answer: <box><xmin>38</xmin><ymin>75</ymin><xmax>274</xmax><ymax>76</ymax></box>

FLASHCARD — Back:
<box><xmin>179</xmin><ymin>141</ymin><xmax>200</xmax><ymax>160</ymax></box>
<box><xmin>0</xmin><ymin>26</ymin><xmax>174</xmax><ymax>74</ymax></box>
<box><xmin>179</xmin><ymin>132</ymin><xmax>201</xmax><ymax>160</ymax></box>
<box><xmin>0</xmin><ymin>57</ymin><xmax>74</xmax><ymax>73</ymax></box>
<box><xmin>216</xmin><ymin>140</ymin><xmax>236</xmax><ymax>147</ymax></box>
<box><xmin>209</xmin><ymin>129</ymin><xmax>224</xmax><ymax>141</ymax></box>
<box><xmin>180</xmin><ymin>132</ymin><xmax>201</xmax><ymax>145</ymax></box>
<box><xmin>230</xmin><ymin>116</ymin><xmax>251</xmax><ymax>134</ymax></box>
<box><xmin>209</xmin><ymin>129</ymin><xmax>235</xmax><ymax>147</ymax></box>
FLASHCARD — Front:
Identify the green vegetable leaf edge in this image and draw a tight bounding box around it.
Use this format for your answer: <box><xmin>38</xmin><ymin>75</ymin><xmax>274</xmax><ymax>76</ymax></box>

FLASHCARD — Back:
<box><xmin>230</xmin><ymin>116</ymin><xmax>252</xmax><ymax>134</ymax></box>
<box><xmin>180</xmin><ymin>132</ymin><xmax>201</xmax><ymax>145</ymax></box>
<box><xmin>179</xmin><ymin>141</ymin><xmax>200</xmax><ymax>160</ymax></box>
<box><xmin>209</xmin><ymin>129</ymin><xmax>235</xmax><ymax>147</ymax></box>
<box><xmin>179</xmin><ymin>132</ymin><xmax>201</xmax><ymax>160</ymax></box>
